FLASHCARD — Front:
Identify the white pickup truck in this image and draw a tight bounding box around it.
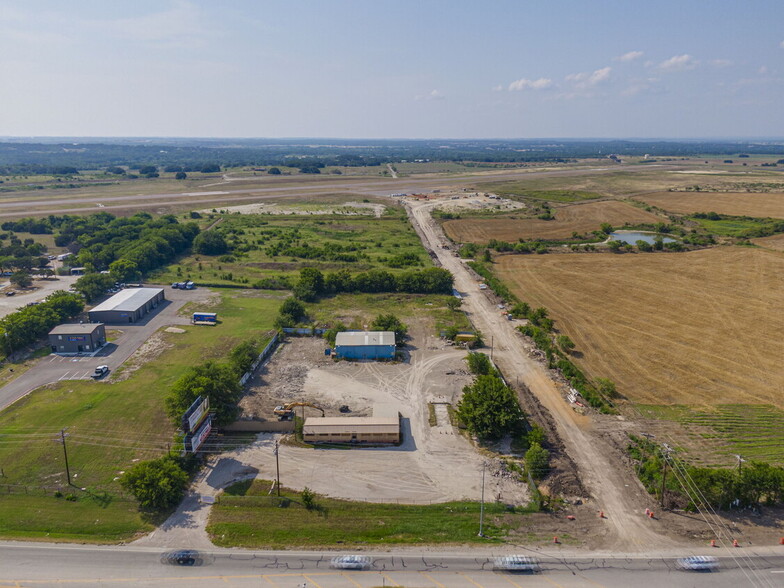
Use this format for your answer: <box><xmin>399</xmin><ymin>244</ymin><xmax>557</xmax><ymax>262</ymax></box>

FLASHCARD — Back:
<box><xmin>91</xmin><ymin>365</ymin><xmax>109</xmax><ymax>379</ymax></box>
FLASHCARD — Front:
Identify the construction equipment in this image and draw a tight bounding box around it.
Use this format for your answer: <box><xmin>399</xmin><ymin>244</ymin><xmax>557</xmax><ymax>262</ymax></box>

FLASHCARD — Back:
<box><xmin>273</xmin><ymin>402</ymin><xmax>325</xmax><ymax>421</ymax></box>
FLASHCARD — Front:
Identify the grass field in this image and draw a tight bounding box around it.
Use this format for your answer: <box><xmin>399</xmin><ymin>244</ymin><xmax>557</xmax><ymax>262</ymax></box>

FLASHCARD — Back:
<box><xmin>691</xmin><ymin>216</ymin><xmax>781</xmax><ymax>237</ymax></box>
<box><xmin>0</xmin><ymin>292</ymin><xmax>278</xmax><ymax>541</ymax></box>
<box><xmin>477</xmin><ymin>182</ymin><xmax>603</xmax><ymax>203</ymax></box>
<box><xmin>638</xmin><ymin>404</ymin><xmax>784</xmax><ymax>466</ymax></box>
<box><xmin>443</xmin><ymin>200</ymin><xmax>664</xmax><ymax>242</ymax></box>
<box><xmin>208</xmin><ymin>479</ymin><xmax>515</xmax><ymax>547</ymax></box>
<box><xmin>636</xmin><ymin>191</ymin><xmax>784</xmax><ymax>218</ymax></box>
<box><xmin>495</xmin><ymin>247</ymin><xmax>784</xmax><ymax>408</ymax></box>
<box><xmin>149</xmin><ymin>212</ymin><xmax>429</xmax><ymax>288</ymax></box>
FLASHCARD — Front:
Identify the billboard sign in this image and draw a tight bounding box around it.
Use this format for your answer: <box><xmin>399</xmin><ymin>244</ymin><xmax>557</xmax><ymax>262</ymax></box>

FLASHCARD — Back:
<box><xmin>186</xmin><ymin>416</ymin><xmax>212</xmax><ymax>453</ymax></box>
<box><xmin>67</xmin><ymin>336</ymin><xmax>86</xmax><ymax>342</ymax></box>
<box><xmin>182</xmin><ymin>396</ymin><xmax>210</xmax><ymax>433</ymax></box>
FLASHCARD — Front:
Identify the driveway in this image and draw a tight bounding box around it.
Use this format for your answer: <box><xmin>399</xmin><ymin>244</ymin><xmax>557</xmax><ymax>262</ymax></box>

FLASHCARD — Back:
<box><xmin>0</xmin><ymin>286</ymin><xmax>210</xmax><ymax>412</ymax></box>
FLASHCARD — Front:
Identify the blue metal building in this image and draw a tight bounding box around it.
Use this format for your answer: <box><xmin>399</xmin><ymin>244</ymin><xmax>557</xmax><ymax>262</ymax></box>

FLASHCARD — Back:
<box><xmin>334</xmin><ymin>331</ymin><xmax>396</xmax><ymax>360</ymax></box>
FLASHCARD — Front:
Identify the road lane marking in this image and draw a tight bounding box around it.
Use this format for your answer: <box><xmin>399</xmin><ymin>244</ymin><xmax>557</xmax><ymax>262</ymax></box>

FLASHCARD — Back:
<box><xmin>422</xmin><ymin>571</ymin><xmax>448</xmax><ymax>588</ymax></box>
<box><xmin>458</xmin><ymin>571</ymin><xmax>486</xmax><ymax>588</ymax></box>
<box><xmin>339</xmin><ymin>572</ymin><xmax>363</xmax><ymax>588</ymax></box>
<box><xmin>496</xmin><ymin>574</ymin><xmax>525</xmax><ymax>588</ymax></box>
<box><xmin>302</xmin><ymin>574</ymin><xmax>325</xmax><ymax>588</ymax></box>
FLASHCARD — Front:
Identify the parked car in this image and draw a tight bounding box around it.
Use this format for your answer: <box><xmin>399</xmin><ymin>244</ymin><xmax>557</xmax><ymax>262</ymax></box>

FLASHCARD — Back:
<box><xmin>171</xmin><ymin>282</ymin><xmax>180</xmax><ymax>289</ymax></box>
<box><xmin>91</xmin><ymin>365</ymin><xmax>109</xmax><ymax>379</ymax></box>
<box><xmin>330</xmin><ymin>555</ymin><xmax>372</xmax><ymax>570</ymax></box>
<box><xmin>4</xmin><ymin>291</ymin><xmax>14</xmax><ymax>296</ymax></box>
<box><xmin>675</xmin><ymin>556</ymin><xmax>719</xmax><ymax>572</ymax></box>
<box><xmin>160</xmin><ymin>550</ymin><xmax>205</xmax><ymax>566</ymax></box>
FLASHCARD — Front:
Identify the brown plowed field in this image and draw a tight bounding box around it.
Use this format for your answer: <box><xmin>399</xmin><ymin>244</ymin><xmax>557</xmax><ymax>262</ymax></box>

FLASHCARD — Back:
<box><xmin>496</xmin><ymin>247</ymin><xmax>784</xmax><ymax>407</ymax></box>
<box><xmin>637</xmin><ymin>191</ymin><xmax>784</xmax><ymax>218</ymax></box>
<box><xmin>443</xmin><ymin>200</ymin><xmax>662</xmax><ymax>242</ymax></box>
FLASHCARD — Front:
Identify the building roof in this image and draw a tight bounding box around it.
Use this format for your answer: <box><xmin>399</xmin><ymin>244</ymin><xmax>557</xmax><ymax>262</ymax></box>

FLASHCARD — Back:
<box><xmin>49</xmin><ymin>323</ymin><xmax>104</xmax><ymax>335</ymax></box>
<box><xmin>335</xmin><ymin>331</ymin><xmax>395</xmax><ymax>347</ymax></box>
<box><xmin>303</xmin><ymin>417</ymin><xmax>400</xmax><ymax>434</ymax></box>
<box><xmin>89</xmin><ymin>288</ymin><xmax>163</xmax><ymax>313</ymax></box>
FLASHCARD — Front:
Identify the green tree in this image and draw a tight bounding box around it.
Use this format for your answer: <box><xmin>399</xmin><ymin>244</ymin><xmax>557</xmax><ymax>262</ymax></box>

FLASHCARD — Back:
<box><xmin>109</xmin><ymin>259</ymin><xmax>141</xmax><ymax>283</ymax></box>
<box><xmin>556</xmin><ymin>334</ymin><xmax>575</xmax><ymax>354</ymax></box>
<box><xmin>175</xmin><ymin>171</ymin><xmax>187</xmax><ymax>180</ymax></box>
<box><xmin>445</xmin><ymin>297</ymin><xmax>462</xmax><ymax>311</ymax></box>
<box><xmin>293</xmin><ymin>267</ymin><xmax>325</xmax><ymax>302</ymax></box>
<box><xmin>525</xmin><ymin>442</ymin><xmax>550</xmax><ymax>480</ymax></box>
<box><xmin>481</xmin><ymin>249</ymin><xmax>492</xmax><ymax>263</ymax></box>
<box><xmin>165</xmin><ymin>361</ymin><xmax>243</xmax><ymax>426</ymax></box>
<box><xmin>120</xmin><ymin>456</ymin><xmax>189</xmax><ymax>511</ymax></box>
<box><xmin>279</xmin><ymin>297</ymin><xmax>306</xmax><ymax>323</ymax></box>
<box><xmin>74</xmin><ymin>272</ymin><xmax>114</xmax><ymax>302</ymax></box>
<box><xmin>607</xmin><ymin>240</ymin><xmax>622</xmax><ymax>252</ymax></box>
<box><xmin>193</xmin><ymin>231</ymin><xmax>229</xmax><ymax>255</ymax></box>
<box><xmin>457</xmin><ymin>375</ymin><xmax>525</xmax><ymax>441</ymax></box>
<box><xmin>228</xmin><ymin>339</ymin><xmax>258</xmax><ymax>375</ymax></box>
<box><xmin>595</xmin><ymin>377</ymin><xmax>619</xmax><ymax>399</ymax></box>
<box><xmin>267</xmin><ymin>167</ymin><xmax>282</xmax><ymax>175</ymax></box>
<box><xmin>9</xmin><ymin>271</ymin><xmax>32</xmax><ymax>289</ymax></box>
<box><xmin>370</xmin><ymin>313</ymin><xmax>408</xmax><ymax>345</ymax></box>
<box><xmin>466</xmin><ymin>351</ymin><xmax>493</xmax><ymax>375</ymax></box>
<box><xmin>599</xmin><ymin>223</ymin><xmax>614</xmax><ymax>235</ymax></box>
<box><xmin>636</xmin><ymin>240</ymin><xmax>653</xmax><ymax>252</ymax></box>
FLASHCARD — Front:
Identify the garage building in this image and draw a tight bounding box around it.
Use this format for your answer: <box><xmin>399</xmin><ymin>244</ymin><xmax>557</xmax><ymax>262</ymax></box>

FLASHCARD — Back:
<box><xmin>48</xmin><ymin>323</ymin><xmax>106</xmax><ymax>354</ymax></box>
<box><xmin>334</xmin><ymin>331</ymin><xmax>395</xmax><ymax>360</ymax></box>
<box><xmin>303</xmin><ymin>404</ymin><xmax>400</xmax><ymax>444</ymax></box>
<box><xmin>87</xmin><ymin>288</ymin><xmax>165</xmax><ymax>324</ymax></box>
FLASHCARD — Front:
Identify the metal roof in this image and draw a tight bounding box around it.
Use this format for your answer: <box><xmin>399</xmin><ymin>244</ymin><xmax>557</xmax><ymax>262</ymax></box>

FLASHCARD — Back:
<box><xmin>89</xmin><ymin>288</ymin><xmax>163</xmax><ymax>313</ymax></box>
<box><xmin>335</xmin><ymin>331</ymin><xmax>395</xmax><ymax>347</ymax></box>
<box><xmin>49</xmin><ymin>323</ymin><xmax>103</xmax><ymax>335</ymax></box>
<box><xmin>303</xmin><ymin>417</ymin><xmax>400</xmax><ymax>434</ymax></box>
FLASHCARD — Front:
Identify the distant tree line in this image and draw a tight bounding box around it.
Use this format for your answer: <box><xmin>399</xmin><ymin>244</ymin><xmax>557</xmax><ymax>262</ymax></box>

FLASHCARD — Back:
<box><xmin>0</xmin><ymin>291</ymin><xmax>84</xmax><ymax>355</ymax></box>
<box><xmin>290</xmin><ymin>267</ymin><xmax>454</xmax><ymax>302</ymax></box>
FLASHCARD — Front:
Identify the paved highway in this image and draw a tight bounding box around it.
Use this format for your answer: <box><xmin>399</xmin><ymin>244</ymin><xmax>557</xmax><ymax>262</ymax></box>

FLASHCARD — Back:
<box><xmin>0</xmin><ymin>543</ymin><xmax>782</xmax><ymax>587</ymax></box>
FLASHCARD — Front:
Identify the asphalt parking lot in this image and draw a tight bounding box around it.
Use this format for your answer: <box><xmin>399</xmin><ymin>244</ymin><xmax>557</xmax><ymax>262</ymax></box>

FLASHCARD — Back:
<box><xmin>0</xmin><ymin>286</ymin><xmax>211</xmax><ymax>411</ymax></box>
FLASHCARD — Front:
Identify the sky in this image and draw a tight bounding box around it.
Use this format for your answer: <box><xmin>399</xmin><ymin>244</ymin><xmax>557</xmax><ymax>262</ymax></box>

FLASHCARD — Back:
<box><xmin>0</xmin><ymin>0</ymin><xmax>783</xmax><ymax>139</ymax></box>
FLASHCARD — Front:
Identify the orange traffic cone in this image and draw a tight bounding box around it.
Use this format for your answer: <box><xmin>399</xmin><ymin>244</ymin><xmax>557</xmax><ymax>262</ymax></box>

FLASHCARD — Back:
<box><xmin>780</xmin><ymin>537</ymin><xmax>784</xmax><ymax>545</ymax></box>
<box><xmin>710</xmin><ymin>539</ymin><xmax>716</xmax><ymax>547</ymax></box>
<box><xmin>553</xmin><ymin>536</ymin><xmax>559</xmax><ymax>544</ymax></box>
<box><xmin>599</xmin><ymin>510</ymin><xmax>605</xmax><ymax>518</ymax></box>
<box><xmin>733</xmin><ymin>539</ymin><xmax>739</xmax><ymax>547</ymax></box>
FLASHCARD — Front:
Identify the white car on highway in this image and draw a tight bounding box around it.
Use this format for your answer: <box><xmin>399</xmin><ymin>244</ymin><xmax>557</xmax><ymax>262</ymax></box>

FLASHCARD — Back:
<box><xmin>330</xmin><ymin>555</ymin><xmax>372</xmax><ymax>570</ymax></box>
<box><xmin>493</xmin><ymin>555</ymin><xmax>540</xmax><ymax>572</ymax></box>
<box><xmin>675</xmin><ymin>556</ymin><xmax>719</xmax><ymax>571</ymax></box>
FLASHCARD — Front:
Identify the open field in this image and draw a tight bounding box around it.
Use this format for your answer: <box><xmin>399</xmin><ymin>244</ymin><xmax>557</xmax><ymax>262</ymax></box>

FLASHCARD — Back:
<box><xmin>495</xmin><ymin>247</ymin><xmax>784</xmax><ymax>409</ymax></box>
<box><xmin>442</xmin><ymin>200</ymin><xmax>664</xmax><ymax>242</ymax></box>
<box><xmin>208</xmin><ymin>480</ymin><xmax>515</xmax><ymax>547</ymax></box>
<box><xmin>636</xmin><ymin>191</ymin><xmax>784</xmax><ymax>218</ymax></box>
<box><xmin>149</xmin><ymin>212</ymin><xmax>429</xmax><ymax>287</ymax></box>
<box><xmin>0</xmin><ymin>291</ymin><xmax>278</xmax><ymax>541</ymax></box>
<box><xmin>638</xmin><ymin>404</ymin><xmax>784</xmax><ymax>466</ymax></box>
<box><xmin>753</xmin><ymin>233</ymin><xmax>784</xmax><ymax>250</ymax></box>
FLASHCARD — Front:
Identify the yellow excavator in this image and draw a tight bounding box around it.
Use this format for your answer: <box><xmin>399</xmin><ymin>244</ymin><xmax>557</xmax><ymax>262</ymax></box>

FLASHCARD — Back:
<box><xmin>273</xmin><ymin>401</ymin><xmax>325</xmax><ymax>421</ymax></box>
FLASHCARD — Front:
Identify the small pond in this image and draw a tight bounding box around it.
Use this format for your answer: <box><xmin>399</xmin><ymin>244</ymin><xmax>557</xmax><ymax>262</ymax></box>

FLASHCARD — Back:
<box><xmin>609</xmin><ymin>231</ymin><xmax>677</xmax><ymax>245</ymax></box>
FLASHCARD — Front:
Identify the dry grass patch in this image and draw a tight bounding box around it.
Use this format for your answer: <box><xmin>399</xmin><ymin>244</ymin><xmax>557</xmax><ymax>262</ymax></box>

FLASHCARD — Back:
<box><xmin>637</xmin><ymin>191</ymin><xmax>784</xmax><ymax>218</ymax></box>
<box><xmin>752</xmin><ymin>233</ymin><xmax>784</xmax><ymax>251</ymax></box>
<box><xmin>495</xmin><ymin>247</ymin><xmax>784</xmax><ymax>407</ymax></box>
<box><xmin>443</xmin><ymin>200</ymin><xmax>663</xmax><ymax>242</ymax></box>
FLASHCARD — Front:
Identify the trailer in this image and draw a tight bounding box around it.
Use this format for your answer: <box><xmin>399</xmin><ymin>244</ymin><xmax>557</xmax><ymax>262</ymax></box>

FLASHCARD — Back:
<box><xmin>192</xmin><ymin>312</ymin><xmax>217</xmax><ymax>325</ymax></box>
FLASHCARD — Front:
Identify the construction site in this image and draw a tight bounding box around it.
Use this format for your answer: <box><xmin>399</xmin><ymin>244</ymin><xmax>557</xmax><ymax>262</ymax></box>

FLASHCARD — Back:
<box><xmin>234</xmin><ymin>336</ymin><xmax>530</xmax><ymax>505</ymax></box>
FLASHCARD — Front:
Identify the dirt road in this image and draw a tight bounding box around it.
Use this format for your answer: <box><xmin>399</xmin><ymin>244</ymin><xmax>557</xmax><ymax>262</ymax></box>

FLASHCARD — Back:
<box><xmin>408</xmin><ymin>199</ymin><xmax>671</xmax><ymax>550</ymax></box>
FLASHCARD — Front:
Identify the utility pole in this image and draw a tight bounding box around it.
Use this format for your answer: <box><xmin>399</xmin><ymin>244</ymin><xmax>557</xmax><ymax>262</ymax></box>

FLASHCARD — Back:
<box><xmin>734</xmin><ymin>454</ymin><xmax>745</xmax><ymax>476</ymax></box>
<box><xmin>60</xmin><ymin>429</ymin><xmax>71</xmax><ymax>486</ymax></box>
<box><xmin>490</xmin><ymin>336</ymin><xmax>494</xmax><ymax>362</ymax></box>
<box><xmin>478</xmin><ymin>461</ymin><xmax>486</xmax><ymax>537</ymax></box>
<box><xmin>660</xmin><ymin>444</ymin><xmax>672</xmax><ymax>508</ymax></box>
<box><xmin>274</xmin><ymin>440</ymin><xmax>281</xmax><ymax>497</ymax></box>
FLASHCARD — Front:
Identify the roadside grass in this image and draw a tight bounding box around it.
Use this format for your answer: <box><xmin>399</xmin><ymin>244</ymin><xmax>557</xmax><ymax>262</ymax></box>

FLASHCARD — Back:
<box><xmin>638</xmin><ymin>404</ymin><xmax>784</xmax><ymax>466</ymax></box>
<box><xmin>476</xmin><ymin>183</ymin><xmax>603</xmax><ymax>203</ymax></box>
<box><xmin>0</xmin><ymin>493</ymin><xmax>153</xmax><ymax>543</ymax></box>
<box><xmin>149</xmin><ymin>213</ymin><xmax>429</xmax><ymax>288</ymax></box>
<box><xmin>0</xmin><ymin>291</ymin><xmax>277</xmax><ymax>541</ymax></box>
<box><xmin>208</xmin><ymin>480</ymin><xmax>516</xmax><ymax>547</ymax></box>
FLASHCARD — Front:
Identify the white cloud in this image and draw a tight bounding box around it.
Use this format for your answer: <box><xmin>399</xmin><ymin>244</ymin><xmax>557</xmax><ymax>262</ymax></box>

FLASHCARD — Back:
<box><xmin>615</xmin><ymin>51</ymin><xmax>643</xmax><ymax>62</ymax></box>
<box><xmin>565</xmin><ymin>66</ymin><xmax>611</xmax><ymax>88</ymax></box>
<box><xmin>492</xmin><ymin>84</ymin><xmax>504</xmax><ymax>92</ymax></box>
<box><xmin>658</xmin><ymin>54</ymin><xmax>698</xmax><ymax>71</ymax></box>
<box><xmin>508</xmin><ymin>77</ymin><xmax>553</xmax><ymax>91</ymax></box>
<box><xmin>416</xmin><ymin>89</ymin><xmax>445</xmax><ymax>101</ymax></box>
<box><xmin>759</xmin><ymin>65</ymin><xmax>769</xmax><ymax>75</ymax></box>
<box><xmin>711</xmin><ymin>59</ymin><xmax>733</xmax><ymax>68</ymax></box>
<box><xmin>780</xmin><ymin>40</ymin><xmax>784</xmax><ymax>49</ymax></box>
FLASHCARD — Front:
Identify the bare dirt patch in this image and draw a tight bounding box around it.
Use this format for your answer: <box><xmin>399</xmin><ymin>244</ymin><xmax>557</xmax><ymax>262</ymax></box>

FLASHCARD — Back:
<box><xmin>443</xmin><ymin>200</ymin><xmax>663</xmax><ymax>242</ymax></box>
<box><xmin>112</xmin><ymin>331</ymin><xmax>173</xmax><ymax>382</ymax></box>
<box><xmin>637</xmin><ymin>191</ymin><xmax>784</xmax><ymax>218</ymax></box>
<box><xmin>495</xmin><ymin>247</ymin><xmax>784</xmax><ymax>407</ymax></box>
<box><xmin>235</xmin><ymin>336</ymin><xmax>530</xmax><ymax>504</ymax></box>
<box><xmin>198</xmin><ymin>200</ymin><xmax>387</xmax><ymax>217</ymax></box>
